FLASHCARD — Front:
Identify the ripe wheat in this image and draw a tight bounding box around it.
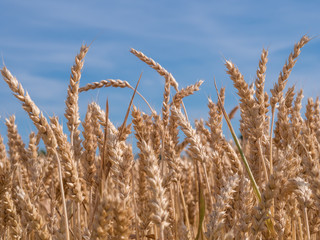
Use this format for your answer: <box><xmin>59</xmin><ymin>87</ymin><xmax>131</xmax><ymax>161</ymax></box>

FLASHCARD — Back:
<box><xmin>0</xmin><ymin>35</ymin><xmax>319</xmax><ymax>240</ymax></box>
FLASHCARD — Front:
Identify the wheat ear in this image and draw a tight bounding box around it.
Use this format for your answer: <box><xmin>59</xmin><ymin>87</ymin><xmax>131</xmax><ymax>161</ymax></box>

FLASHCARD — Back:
<box><xmin>172</xmin><ymin>80</ymin><xmax>204</xmax><ymax>108</ymax></box>
<box><xmin>91</xmin><ymin>188</ymin><xmax>114</xmax><ymax>239</ymax></box>
<box><xmin>65</xmin><ymin>44</ymin><xmax>89</xmax><ymax>161</ymax></box>
<box><xmin>50</xmin><ymin>116</ymin><xmax>83</xmax><ymax>203</ymax></box>
<box><xmin>171</xmin><ymin>106</ymin><xmax>213</xmax><ymax>207</ymax></box>
<box><xmin>206</xmin><ymin>174</ymin><xmax>240</xmax><ymax>239</ymax></box>
<box><xmin>16</xmin><ymin>186</ymin><xmax>51</xmax><ymax>240</ymax></box>
<box><xmin>255</xmin><ymin>48</ymin><xmax>269</xmax><ymax>129</ymax></box>
<box><xmin>269</xmin><ymin>35</ymin><xmax>310</xmax><ymax>174</ymax></box>
<box><xmin>79</xmin><ymin>79</ymin><xmax>153</xmax><ymax>112</ymax></box>
<box><xmin>130</xmin><ymin>48</ymin><xmax>179</xmax><ymax>91</ymax></box>
<box><xmin>81</xmin><ymin>103</ymin><xmax>97</xmax><ymax>193</ymax></box>
<box><xmin>2</xmin><ymin>191</ymin><xmax>22</xmax><ymax>239</ymax></box>
<box><xmin>140</xmin><ymin>140</ymin><xmax>169</xmax><ymax>240</ymax></box>
<box><xmin>130</xmin><ymin>48</ymin><xmax>182</xmax><ymax>127</ymax></box>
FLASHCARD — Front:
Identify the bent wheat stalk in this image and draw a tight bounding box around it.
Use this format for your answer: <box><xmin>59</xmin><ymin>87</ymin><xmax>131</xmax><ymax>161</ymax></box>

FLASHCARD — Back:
<box><xmin>79</xmin><ymin>79</ymin><xmax>153</xmax><ymax>112</ymax></box>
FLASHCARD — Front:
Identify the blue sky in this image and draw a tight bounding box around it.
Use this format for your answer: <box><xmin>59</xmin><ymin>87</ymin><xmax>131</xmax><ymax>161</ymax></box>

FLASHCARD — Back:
<box><xmin>0</xmin><ymin>0</ymin><xmax>320</xmax><ymax>148</ymax></box>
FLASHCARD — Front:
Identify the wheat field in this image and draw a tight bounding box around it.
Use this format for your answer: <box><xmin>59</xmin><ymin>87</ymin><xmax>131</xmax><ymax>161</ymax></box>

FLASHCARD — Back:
<box><xmin>0</xmin><ymin>35</ymin><xmax>319</xmax><ymax>239</ymax></box>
